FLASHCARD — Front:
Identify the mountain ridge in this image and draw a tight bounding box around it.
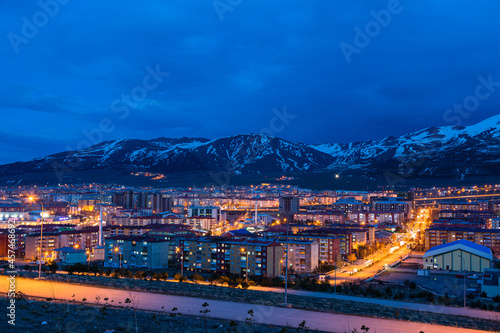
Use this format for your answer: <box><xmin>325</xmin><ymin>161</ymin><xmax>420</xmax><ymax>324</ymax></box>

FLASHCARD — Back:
<box><xmin>1</xmin><ymin>114</ymin><xmax>499</xmax><ymax>187</ymax></box>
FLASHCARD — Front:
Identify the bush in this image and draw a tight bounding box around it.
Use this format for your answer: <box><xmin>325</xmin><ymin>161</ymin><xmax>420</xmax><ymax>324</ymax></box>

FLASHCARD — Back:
<box><xmin>492</xmin><ymin>295</ymin><xmax>500</xmax><ymax>303</ymax></box>
<box><xmin>190</xmin><ymin>273</ymin><xmax>204</xmax><ymax>282</ymax></box>
<box><xmin>219</xmin><ymin>276</ymin><xmax>230</xmax><ymax>285</ymax></box>
<box><xmin>393</xmin><ymin>292</ymin><xmax>405</xmax><ymax>300</ymax></box>
<box><xmin>228</xmin><ymin>280</ymin><xmax>239</xmax><ymax>288</ymax></box>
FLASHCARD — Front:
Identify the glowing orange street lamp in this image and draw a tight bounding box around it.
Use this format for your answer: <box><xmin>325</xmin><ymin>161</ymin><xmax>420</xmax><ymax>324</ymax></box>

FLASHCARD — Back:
<box><xmin>176</xmin><ymin>247</ymin><xmax>184</xmax><ymax>277</ymax></box>
<box><xmin>29</xmin><ymin>196</ymin><xmax>44</xmax><ymax>279</ymax></box>
<box><xmin>240</xmin><ymin>247</ymin><xmax>248</xmax><ymax>284</ymax></box>
<box><xmin>114</xmin><ymin>247</ymin><xmax>122</xmax><ymax>269</ymax></box>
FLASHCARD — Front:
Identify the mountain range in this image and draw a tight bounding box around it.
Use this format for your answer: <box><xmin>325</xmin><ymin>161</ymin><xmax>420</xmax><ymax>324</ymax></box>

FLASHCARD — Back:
<box><xmin>1</xmin><ymin>114</ymin><xmax>499</xmax><ymax>189</ymax></box>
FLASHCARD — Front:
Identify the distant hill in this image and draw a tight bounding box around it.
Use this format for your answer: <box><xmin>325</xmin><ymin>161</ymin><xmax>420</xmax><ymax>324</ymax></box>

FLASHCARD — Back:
<box><xmin>1</xmin><ymin>114</ymin><xmax>499</xmax><ymax>189</ymax></box>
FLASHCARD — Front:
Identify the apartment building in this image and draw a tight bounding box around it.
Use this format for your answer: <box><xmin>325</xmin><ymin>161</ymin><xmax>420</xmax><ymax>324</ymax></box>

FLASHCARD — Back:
<box><xmin>331</xmin><ymin>198</ymin><xmax>368</xmax><ymax>213</ymax></box>
<box><xmin>25</xmin><ymin>232</ymin><xmax>60</xmax><ymax>260</ymax></box>
<box><xmin>348</xmin><ymin>211</ymin><xmax>405</xmax><ymax>225</ymax></box>
<box><xmin>179</xmin><ymin>237</ymin><xmax>282</xmax><ymax>278</ymax></box>
<box><xmin>187</xmin><ymin>206</ymin><xmax>222</xmax><ymax>223</ymax></box>
<box><xmin>293</xmin><ymin>211</ymin><xmax>346</xmax><ymax>224</ymax></box>
<box><xmin>438</xmin><ymin>201</ymin><xmax>485</xmax><ymax>211</ymax></box>
<box><xmin>425</xmin><ymin>226</ymin><xmax>500</xmax><ymax>258</ymax></box>
<box><xmin>185</xmin><ymin>216</ymin><xmax>217</xmax><ymax>231</ymax></box>
<box><xmin>104</xmin><ymin>235</ymin><xmax>170</xmax><ymax>269</ymax></box>
<box><xmin>279</xmin><ymin>239</ymin><xmax>318</xmax><ymax>274</ymax></box>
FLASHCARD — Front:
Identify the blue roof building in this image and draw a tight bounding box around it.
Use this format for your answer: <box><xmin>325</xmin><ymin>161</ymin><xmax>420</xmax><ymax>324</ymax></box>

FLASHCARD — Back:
<box><xmin>423</xmin><ymin>239</ymin><xmax>492</xmax><ymax>272</ymax></box>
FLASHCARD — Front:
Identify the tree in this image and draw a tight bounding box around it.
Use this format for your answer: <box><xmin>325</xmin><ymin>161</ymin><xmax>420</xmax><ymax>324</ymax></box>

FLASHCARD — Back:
<box><xmin>47</xmin><ymin>260</ymin><xmax>58</xmax><ymax>274</ymax></box>
<box><xmin>190</xmin><ymin>273</ymin><xmax>204</xmax><ymax>282</ymax></box>
<box><xmin>200</xmin><ymin>302</ymin><xmax>210</xmax><ymax>333</ymax></box>
<box><xmin>174</xmin><ymin>273</ymin><xmax>187</xmax><ymax>282</ymax></box>
<box><xmin>220</xmin><ymin>276</ymin><xmax>230</xmax><ymax>285</ymax></box>
<box><xmin>89</xmin><ymin>262</ymin><xmax>100</xmax><ymax>276</ymax></box>
<box><xmin>347</xmin><ymin>253</ymin><xmax>357</xmax><ymax>264</ymax></box>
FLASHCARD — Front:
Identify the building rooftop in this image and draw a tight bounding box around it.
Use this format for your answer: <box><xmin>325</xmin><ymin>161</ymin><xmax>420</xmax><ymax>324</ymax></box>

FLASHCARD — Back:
<box><xmin>53</xmin><ymin>247</ymin><xmax>85</xmax><ymax>253</ymax></box>
<box><xmin>424</xmin><ymin>239</ymin><xmax>493</xmax><ymax>260</ymax></box>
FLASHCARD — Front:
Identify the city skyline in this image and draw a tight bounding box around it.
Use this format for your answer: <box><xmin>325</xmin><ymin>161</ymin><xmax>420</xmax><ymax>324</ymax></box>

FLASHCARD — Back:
<box><xmin>2</xmin><ymin>1</ymin><xmax>500</xmax><ymax>164</ymax></box>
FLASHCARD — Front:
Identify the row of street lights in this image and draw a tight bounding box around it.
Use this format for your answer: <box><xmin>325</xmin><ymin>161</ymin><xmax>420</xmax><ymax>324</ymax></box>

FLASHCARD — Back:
<box><xmin>28</xmin><ymin>196</ymin><xmax>43</xmax><ymax>279</ymax></box>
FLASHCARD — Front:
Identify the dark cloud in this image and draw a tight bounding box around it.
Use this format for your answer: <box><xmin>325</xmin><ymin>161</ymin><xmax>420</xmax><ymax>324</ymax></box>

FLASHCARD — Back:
<box><xmin>1</xmin><ymin>0</ymin><xmax>500</xmax><ymax>163</ymax></box>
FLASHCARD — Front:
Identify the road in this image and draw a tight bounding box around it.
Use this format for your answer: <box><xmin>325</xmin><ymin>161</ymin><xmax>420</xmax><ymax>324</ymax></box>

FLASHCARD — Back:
<box><xmin>415</xmin><ymin>193</ymin><xmax>500</xmax><ymax>201</ymax></box>
<box><xmin>250</xmin><ymin>285</ymin><xmax>497</xmax><ymax>320</ymax></box>
<box><xmin>329</xmin><ymin>245</ymin><xmax>412</xmax><ymax>282</ymax></box>
<box><xmin>1</xmin><ymin>277</ymin><xmax>492</xmax><ymax>333</ymax></box>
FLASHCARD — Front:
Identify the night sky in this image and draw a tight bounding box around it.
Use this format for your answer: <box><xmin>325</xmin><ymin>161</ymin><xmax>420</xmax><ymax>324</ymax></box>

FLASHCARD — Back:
<box><xmin>1</xmin><ymin>1</ymin><xmax>500</xmax><ymax>165</ymax></box>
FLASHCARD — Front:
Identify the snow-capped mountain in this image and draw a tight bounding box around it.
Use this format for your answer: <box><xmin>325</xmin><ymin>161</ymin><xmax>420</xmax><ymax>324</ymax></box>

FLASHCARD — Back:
<box><xmin>0</xmin><ymin>114</ymin><xmax>499</xmax><ymax>185</ymax></box>
<box><xmin>310</xmin><ymin>113</ymin><xmax>500</xmax><ymax>179</ymax></box>
<box><xmin>0</xmin><ymin>134</ymin><xmax>334</xmax><ymax>178</ymax></box>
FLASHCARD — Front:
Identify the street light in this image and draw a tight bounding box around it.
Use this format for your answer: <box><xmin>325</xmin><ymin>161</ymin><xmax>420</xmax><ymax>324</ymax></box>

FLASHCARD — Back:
<box><xmin>29</xmin><ymin>196</ymin><xmax>44</xmax><ymax>279</ymax></box>
<box><xmin>334</xmin><ymin>256</ymin><xmax>337</xmax><ymax>294</ymax></box>
<box><xmin>114</xmin><ymin>247</ymin><xmax>122</xmax><ymax>270</ymax></box>
<box><xmin>284</xmin><ymin>217</ymin><xmax>289</xmax><ymax>306</ymax></box>
<box><xmin>176</xmin><ymin>246</ymin><xmax>184</xmax><ymax>277</ymax></box>
<box><xmin>240</xmin><ymin>247</ymin><xmax>248</xmax><ymax>284</ymax></box>
<box><xmin>458</xmin><ymin>254</ymin><xmax>466</xmax><ymax>308</ymax></box>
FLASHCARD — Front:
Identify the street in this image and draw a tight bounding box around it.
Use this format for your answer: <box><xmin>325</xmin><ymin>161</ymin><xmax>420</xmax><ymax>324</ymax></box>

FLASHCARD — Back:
<box><xmin>1</xmin><ymin>277</ymin><xmax>493</xmax><ymax>333</ymax></box>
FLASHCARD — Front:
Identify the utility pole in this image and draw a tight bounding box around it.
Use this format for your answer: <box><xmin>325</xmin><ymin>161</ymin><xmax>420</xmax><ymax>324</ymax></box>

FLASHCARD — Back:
<box><xmin>284</xmin><ymin>218</ymin><xmax>289</xmax><ymax>306</ymax></box>
<box><xmin>334</xmin><ymin>256</ymin><xmax>337</xmax><ymax>294</ymax></box>
<box><xmin>98</xmin><ymin>204</ymin><xmax>103</xmax><ymax>246</ymax></box>
<box><xmin>459</xmin><ymin>253</ymin><xmax>466</xmax><ymax>308</ymax></box>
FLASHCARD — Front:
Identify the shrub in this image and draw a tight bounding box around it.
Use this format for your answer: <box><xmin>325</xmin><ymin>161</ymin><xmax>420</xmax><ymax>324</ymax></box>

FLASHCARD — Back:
<box><xmin>190</xmin><ymin>273</ymin><xmax>204</xmax><ymax>282</ymax></box>
<box><xmin>220</xmin><ymin>276</ymin><xmax>230</xmax><ymax>285</ymax></box>
<box><xmin>393</xmin><ymin>292</ymin><xmax>405</xmax><ymax>300</ymax></box>
<box><xmin>385</xmin><ymin>286</ymin><xmax>392</xmax><ymax>297</ymax></box>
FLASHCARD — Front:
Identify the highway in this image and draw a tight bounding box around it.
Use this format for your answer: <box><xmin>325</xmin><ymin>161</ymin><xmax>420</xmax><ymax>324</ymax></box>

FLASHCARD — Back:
<box><xmin>415</xmin><ymin>193</ymin><xmax>500</xmax><ymax>201</ymax></box>
<box><xmin>331</xmin><ymin>246</ymin><xmax>412</xmax><ymax>282</ymax></box>
<box><xmin>1</xmin><ymin>277</ymin><xmax>492</xmax><ymax>333</ymax></box>
<box><xmin>250</xmin><ymin>286</ymin><xmax>498</xmax><ymax>320</ymax></box>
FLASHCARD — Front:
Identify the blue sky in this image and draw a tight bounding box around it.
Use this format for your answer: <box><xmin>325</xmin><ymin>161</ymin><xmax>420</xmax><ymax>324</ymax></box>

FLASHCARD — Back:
<box><xmin>1</xmin><ymin>1</ymin><xmax>500</xmax><ymax>164</ymax></box>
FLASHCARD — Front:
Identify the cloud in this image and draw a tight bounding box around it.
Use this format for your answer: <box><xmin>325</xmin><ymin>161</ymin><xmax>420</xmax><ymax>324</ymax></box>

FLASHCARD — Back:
<box><xmin>1</xmin><ymin>1</ymin><xmax>500</xmax><ymax>163</ymax></box>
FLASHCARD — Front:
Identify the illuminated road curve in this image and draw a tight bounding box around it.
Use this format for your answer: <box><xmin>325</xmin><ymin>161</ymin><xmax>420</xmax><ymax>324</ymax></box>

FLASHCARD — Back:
<box><xmin>415</xmin><ymin>193</ymin><xmax>500</xmax><ymax>201</ymax></box>
<box><xmin>2</xmin><ymin>277</ymin><xmax>491</xmax><ymax>333</ymax></box>
<box><xmin>251</xmin><ymin>286</ymin><xmax>497</xmax><ymax>321</ymax></box>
